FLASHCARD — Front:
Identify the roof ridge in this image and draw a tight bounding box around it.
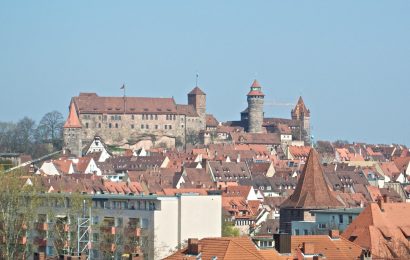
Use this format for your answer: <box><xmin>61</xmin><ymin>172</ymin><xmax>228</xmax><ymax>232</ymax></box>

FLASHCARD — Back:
<box><xmin>227</xmin><ymin>238</ymin><xmax>264</xmax><ymax>259</ymax></box>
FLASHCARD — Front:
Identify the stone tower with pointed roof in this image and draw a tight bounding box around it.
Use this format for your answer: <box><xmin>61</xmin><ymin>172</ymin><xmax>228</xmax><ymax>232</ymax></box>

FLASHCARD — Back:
<box><xmin>247</xmin><ymin>80</ymin><xmax>265</xmax><ymax>133</ymax></box>
<box><xmin>63</xmin><ymin>101</ymin><xmax>83</xmax><ymax>157</ymax></box>
<box><xmin>188</xmin><ymin>86</ymin><xmax>206</xmax><ymax>129</ymax></box>
<box><xmin>279</xmin><ymin>148</ymin><xmax>344</xmax><ymax>234</ymax></box>
<box><xmin>291</xmin><ymin>96</ymin><xmax>311</xmax><ymax>142</ymax></box>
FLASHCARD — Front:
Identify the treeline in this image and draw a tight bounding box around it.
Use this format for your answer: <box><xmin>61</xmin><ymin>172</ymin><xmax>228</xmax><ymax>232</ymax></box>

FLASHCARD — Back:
<box><xmin>0</xmin><ymin>111</ymin><xmax>64</xmax><ymax>158</ymax></box>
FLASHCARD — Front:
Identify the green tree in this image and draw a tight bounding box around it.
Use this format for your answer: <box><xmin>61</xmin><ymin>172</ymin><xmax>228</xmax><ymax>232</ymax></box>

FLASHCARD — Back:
<box><xmin>0</xmin><ymin>169</ymin><xmax>39</xmax><ymax>259</ymax></box>
<box><xmin>222</xmin><ymin>219</ymin><xmax>240</xmax><ymax>237</ymax></box>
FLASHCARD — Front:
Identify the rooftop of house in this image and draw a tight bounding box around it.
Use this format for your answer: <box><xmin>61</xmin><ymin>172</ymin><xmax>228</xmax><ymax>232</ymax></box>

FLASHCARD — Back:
<box><xmin>341</xmin><ymin>200</ymin><xmax>410</xmax><ymax>259</ymax></box>
<box><xmin>165</xmin><ymin>237</ymin><xmax>273</xmax><ymax>260</ymax></box>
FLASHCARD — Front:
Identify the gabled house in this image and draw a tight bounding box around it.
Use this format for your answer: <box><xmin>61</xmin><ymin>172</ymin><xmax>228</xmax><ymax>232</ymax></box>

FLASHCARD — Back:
<box><xmin>84</xmin><ymin>136</ymin><xmax>111</xmax><ymax>162</ymax></box>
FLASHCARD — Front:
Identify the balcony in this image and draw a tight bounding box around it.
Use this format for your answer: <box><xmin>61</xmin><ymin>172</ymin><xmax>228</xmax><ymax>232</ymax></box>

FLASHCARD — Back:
<box><xmin>100</xmin><ymin>226</ymin><xmax>116</xmax><ymax>235</ymax></box>
<box><xmin>36</xmin><ymin>222</ymin><xmax>48</xmax><ymax>231</ymax></box>
<box><xmin>125</xmin><ymin>226</ymin><xmax>141</xmax><ymax>237</ymax></box>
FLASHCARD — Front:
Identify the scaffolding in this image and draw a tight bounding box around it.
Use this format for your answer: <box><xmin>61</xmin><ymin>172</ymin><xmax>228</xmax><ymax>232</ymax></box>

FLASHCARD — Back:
<box><xmin>77</xmin><ymin>200</ymin><xmax>92</xmax><ymax>259</ymax></box>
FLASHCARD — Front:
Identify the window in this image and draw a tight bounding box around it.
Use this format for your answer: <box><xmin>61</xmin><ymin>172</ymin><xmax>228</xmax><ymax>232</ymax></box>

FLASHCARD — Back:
<box><xmin>304</xmin><ymin>229</ymin><xmax>308</xmax><ymax>235</ymax></box>
<box><xmin>111</xmin><ymin>115</ymin><xmax>115</xmax><ymax>120</ymax></box>
<box><xmin>339</xmin><ymin>214</ymin><xmax>343</xmax><ymax>224</ymax></box>
<box><xmin>146</xmin><ymin>124</ymin><xmax>149</xmax><ymax>129</ymax></box>
<box><xmin>115</xmin><ymin>123</ymin><xmax>118</xmax><ymax>128</ymax></box>
<box><xmin>155</xmin><ymin>114</ymin><xmax>158</xmax><ymax>120</ymax></box>
<box><xmin>98</xmin><ymin>123</ymin><xmax>101</xmax><ymax>128</ymax></box>
<box><xmin>131</xmin><ymin>115</ymin><xmax>135</xmax><ymax>120</ymax></box>
<box><xmin>108</xmin><ymin>123</ymin><xmax>112</xmax><ymax>128</ymax></box>
<box><xmin>173</xmin><ymin>115</ymin><xmax>176</xmax><ymax>120</ymax></box>
<box><xmin>85</xmin><ymin>123</ymin><xmax>89</xmax><ymax>128</ymax></box>
<box><xmin>169</xmin><ymin>125</ymin><xmax>172</xmax><ymax>130</ymax></box>
<box><xmin>150</xmin><ymin>114</ymin><xmax>153</xmax><ymax>120</ymax></box>
<box><xmin>141</xmin><ymin>124</ymin><xmax>144</xmax><ymax>129</ymax></box>
<box><xmin>155</xmin><ymin>125</ymin><xmax>158</xmax><ymax>129</ymax></box>
<box><xmin>164</xmin><ymin>125</ymin><xmax>168</xmax><ymax>130</ymax></box>
<box><xmin>141</xmin><ymin>218</ymin><xmax>149</xmax><ymax>229</ymax></box>
<box><xmin>295</xmin><ymin>229</ymin><xmax>300</xmax><ymax>235</ymax></box>
<box><xmin>131</xmin><ymin>124</ymin><xmax>134</xmax><ymax>129</ymax></box>
<box><xmin>348</xmin><ymin>215</ymin><xmax>353</xmax><ymax>224</ymax></box>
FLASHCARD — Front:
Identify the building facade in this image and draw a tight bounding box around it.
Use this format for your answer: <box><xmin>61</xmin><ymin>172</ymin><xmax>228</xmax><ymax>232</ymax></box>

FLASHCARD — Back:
<box><xmin>63</xmin><ymin>87</ymin><xmax>206</xmax><ymax>156</ymax></box>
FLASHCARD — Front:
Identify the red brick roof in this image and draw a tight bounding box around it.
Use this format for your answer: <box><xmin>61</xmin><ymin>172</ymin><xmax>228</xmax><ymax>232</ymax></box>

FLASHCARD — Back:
<box><xmin>164</xmin><ymin>237</ymin><xmax>270</xmax><ymax>260</ymax></box>
<box><xmin>206</xmin><ymin>114</ymin><xmax>219</xmax><ymax>127</ymax></box>
<box><xmin>73</xmin><ymin>93</ymin><xmax>178</xmax><ymax>114</ymax></box>
<box><xmin>342</xmin><ymin>202</ymin><xmax>410</xmax><ymax>259</ymax></box>
<box><xmin>247</xmin><ymin>79</ymin><xmax>265</xmax><ymax>96</ymax></box>
<box><xmin>291</xmin><ymin>96</ymin><xmax>310</xmax><ymax>117</ymax></box>
<box><xmin>291</xmin><ymin>235</ymin><xmax>363</xmax><ymax>260</ymax></box>
<box><xmin>188</xmin><ymin>86</ymin><xmax>206</xmax><ymax>95</ymax></box>
<box><xmin>281</xmin><ymin>149</ymin><xmax>344</xmax><ymax>209</ymax></box>
<box><xmin>63</xmin><ymin>102</ymin><xmax>82</xmax><ymax>128</ymax></box>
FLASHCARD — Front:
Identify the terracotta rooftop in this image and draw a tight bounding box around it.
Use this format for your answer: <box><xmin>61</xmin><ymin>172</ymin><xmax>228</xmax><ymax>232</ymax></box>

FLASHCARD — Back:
<box><xmin>342</xmin><ymin>202</ymin><xmax>410</xmax><ymax>259</ymax></box>
<box><xmin>280</xmin><ymin>149</ymin><xmax>344</xmax><ymax>209</ymax></box>
<box><xmin>188</xmin><ymin>86</ymin><xmax>206</xmax><ymax>95</ymax></box>
<box><xmin>165</xmin><ymin>237</ymin><xmax>270</xmax><ymax>260</ymax></box>
<box><xmin>247</xmin><ymin>79</ymin><xmax>265</xmax><ymax>96</ymax></box>
<box><xmin>291</xmin><ymin>96</ymin><xmax>310</xmax><ymax>118</ymax></box>
<box><xmin>63</xmin><ymin>102</ymin><xmax>82</xmax><ymax>128</ymax></box>
<box><xmin>73</xmin><ymin>93</ymin><xmax>178</xmax><ymax>114</ymax></box>
<box><xmin>290</xmin><ymin>235</ymin><xmax>363</xmax><ymax>260</ymax></box>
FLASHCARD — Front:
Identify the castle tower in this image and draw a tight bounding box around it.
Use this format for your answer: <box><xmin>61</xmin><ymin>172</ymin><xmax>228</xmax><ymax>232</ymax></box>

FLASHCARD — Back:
<box><xmin>63</xmin><ymin>101</ymin><xmax>83</xmax><ymax>157</ymax></box>
<box><xmin>188</xmin><ymin>86</ymin><xmax>206</xmax><ymax>129</ymax></box>
<box><xmin>247</xmin><ymin>79</ymin><xmax>265</xmax><ymax>133</ymax></box>
<box><xmin>291</xmin><ymin>96</ymin><xmax>311</xmax><ymax>142</ymax></box>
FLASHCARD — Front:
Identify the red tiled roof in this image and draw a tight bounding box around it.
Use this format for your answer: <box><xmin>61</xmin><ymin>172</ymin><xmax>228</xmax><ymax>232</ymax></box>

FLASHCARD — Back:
<box><xmin>188</xmin><ymin>86</ymin><xmax>206</xmax><ymax>95</ymax></box>
<box><xmin>342</xmin><ymin>202</ymin><xmax>410</xmax><ymax>259</ymax></box>
<box><xmin>73</xmin><ymin>93</ymin><xmax>178</xmax><ymax>114</ymax></box>
<box><xmin>281</xmin><ymin>149</ymin><xmax>344</xmax><ymax>209</ymax></box>
<box><xmin>291</xmin><ymin>235</ymin><xmax>362</xmax><ymax>260</ymax></box>
<box><xmin>164</xmin><ymin>237</ymin><xmax>270</xmax><ymax>260</ymax></box>
<box><xmin>206</xmin><ymin>114</ymin><xmax>219</xmax><ymax>127</ymax></box>
<box><xmin>63</xmin><ymin>102</ymin><xmax>82</xmax><ymax>128</ymax></box>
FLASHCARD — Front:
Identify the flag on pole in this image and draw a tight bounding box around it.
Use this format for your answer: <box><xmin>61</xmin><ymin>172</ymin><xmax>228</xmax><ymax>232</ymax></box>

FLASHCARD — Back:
<box><xmin>120</xmin><ymin>84</ymin><xmax>125</xmax><ymax>89</ymax></box>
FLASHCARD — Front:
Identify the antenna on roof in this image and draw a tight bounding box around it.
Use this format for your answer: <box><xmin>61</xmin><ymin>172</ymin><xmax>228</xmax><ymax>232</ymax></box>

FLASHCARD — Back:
<box><xmin>195</xmin><ymin>72</ymin><xmax>199</xmax><ymax>87</ymax></box>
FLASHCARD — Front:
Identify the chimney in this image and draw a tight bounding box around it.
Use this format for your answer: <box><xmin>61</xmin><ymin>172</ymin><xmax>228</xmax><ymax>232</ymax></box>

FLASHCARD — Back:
<box><xmin>187</xmin><ymin>238</ymin><xmax>201</xmax><ymax>255</ymax></box>
<box><xmin>329</xmin><ymin>229</ymin><xmax>340</xmax><ymax>239</ymax></box>
<box><xmin>303</xmin><ymin>242</ymin><xmax>315</xmax><ymax>255</ymax></box>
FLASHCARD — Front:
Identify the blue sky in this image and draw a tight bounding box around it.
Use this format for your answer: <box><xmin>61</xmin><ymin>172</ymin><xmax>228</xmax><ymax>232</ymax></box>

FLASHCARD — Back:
<box><xmin>0</xmin><ymin>1</ymin><xmax>409</xmax><ymax>145</ymax></box>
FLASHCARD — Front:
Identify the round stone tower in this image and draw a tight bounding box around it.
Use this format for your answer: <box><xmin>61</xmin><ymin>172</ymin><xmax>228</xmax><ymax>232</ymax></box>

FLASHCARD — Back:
<box><xmin>247</xmin><ymin>79</ymin><xmax>265</xmax><ymax>133</ymax></box>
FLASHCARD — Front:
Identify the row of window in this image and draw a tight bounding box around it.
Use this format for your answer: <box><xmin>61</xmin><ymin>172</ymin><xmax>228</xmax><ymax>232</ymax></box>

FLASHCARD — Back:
<box><xmin>85</xmin><ymin>122</ymin><xmax>175</xmax><ymax>130</ymax></box>
<box><xmin>82</xmin><ymin>114</ymin><xmax>180</xmax><ymax>121</ymax></box>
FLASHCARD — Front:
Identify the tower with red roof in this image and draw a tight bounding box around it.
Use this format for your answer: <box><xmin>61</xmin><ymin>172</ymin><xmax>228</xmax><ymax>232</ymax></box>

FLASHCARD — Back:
<box><xmin>247</xmin><ymin>79</ymin><xmax>265</xmax><ymax>133</ymax></box>
<box><xmin>63</xmin><ymin>101</ymin><xmax>83</xmax><ymax>157</ymax></box>
<box><xmin>291</xmin><ymin>96</ymin><xmax>311</xmax><ymax>142</ymax></box>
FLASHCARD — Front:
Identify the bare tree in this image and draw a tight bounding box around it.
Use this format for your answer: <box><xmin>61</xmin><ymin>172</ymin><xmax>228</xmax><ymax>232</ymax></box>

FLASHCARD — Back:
<box><xmin>37</xmin><ymin>111</ymin><xmax>64</xmax><ymax>146</ymax></box>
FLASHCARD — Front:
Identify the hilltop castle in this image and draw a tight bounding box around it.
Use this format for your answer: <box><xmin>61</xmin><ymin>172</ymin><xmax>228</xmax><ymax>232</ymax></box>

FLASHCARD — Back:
<box><xmin>63</xmin><ymin>80</ymin><xmax>310</xmax><ymax>156</ymax></box>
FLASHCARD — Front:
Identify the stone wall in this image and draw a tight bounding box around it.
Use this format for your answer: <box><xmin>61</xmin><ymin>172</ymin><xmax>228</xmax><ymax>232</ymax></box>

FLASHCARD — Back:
<box><xmin>247</xmin><ymin>96</ymin><xmax>264</xmax><ymax>133</ymax></box>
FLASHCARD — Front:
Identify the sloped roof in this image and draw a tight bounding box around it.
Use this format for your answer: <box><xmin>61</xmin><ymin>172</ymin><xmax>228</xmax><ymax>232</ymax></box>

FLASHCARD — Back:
<box><xmin>176</xmin><ymin>104</ymin><xmax>199</xmax><ymax>117</ymax></box>
<box><xmin>73</xmin><ymin>93</ymin><xmax>177</xmax><ymax>114</ymax></box>
<box><xmin>247</xmin><ymin>79</ymin><xmax>265</xmax><ymax>96</ymax></box>
<box><xmin>291</xmin><ymin>96</ymin><xmax>310</xmax><ymax>117</ymax></box>
<box><xmin>206</xmin><ymin>114</ymin><xmax>219</xmax><ymax>127</ymax></box>
<box><xmin>291</xmin><ymin>235</ymin><xmax>363</xmax><ymax>260</ymax></box>
<box><xmin>280</xmin><ymin>149</ymin><xmax>344</xmax><ymax>209</ymax></box>
<box><xmin>188</xmin><ymin>86</ymin><xmax>206</xmax><ymax>95</ymax></box>
<box><xmin>63</xmin><ymin>102</ymin><xmax>82</xmax><ymax>128</ymax></box>
<box><xmin>164</xmin><ymin>237</ymin><xmax>269</xmax><ymax>260</ymax></box>
<box><xmin>342</xmin><ymin>202</ymin><xmax>410</xmax><ymax>259</ymax></box>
